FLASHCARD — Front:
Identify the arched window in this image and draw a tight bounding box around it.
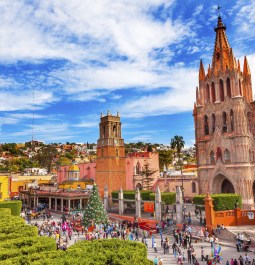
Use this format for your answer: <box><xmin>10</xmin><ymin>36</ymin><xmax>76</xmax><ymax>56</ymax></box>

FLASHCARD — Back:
<box><xmin>211</xmin><ymin>82</ymin><xmax>216</xmax><ymax>103</ymax></box>
<box><xmin>136</xmin><ymin>162</ymin><xmax>140</xmax><ymax>174</ymax></box>
<box><xmin>101</xmin><ymin>149</ymin><xmax>104</xmax><ymax>157</ymax></box>
<box><xmin>239</xmin><ymin>79</ymin><xmax>242</xmax><ymax>96</ymax></box>
<box><xmin>116</xmin><ymin>149</ymin><xmax>119</xmax><ymax>157</ymax></box>
<box><xmin>227</xmin><ymin>78</ymin><xmax>231</xmax><ymax>98</ymax></box>
<box><xmin>230</xmin><ymin>109</ymin><xmax>234</xmax><ymax>131</ymax></box>
<box><xmin>210</xmin><ymin>151</ymin><xmax>215</xmax><ymax>164</ymax></box>
<box><xmin>206</xmin><ymin>84</ymin><xmax>210</xmax><ymax>103</ymax></box>
<box><xmin>192</xmin><ymin>182</ymin><xmax>196</xmax><ymax>193</ymax></box>
<box><xmin>212</xmin><ymin>114</ymin><xmax>216</xmax><ymax>133</ymax></box>
<box><xmin>247</xmin><ymin>112</ymin><xmax>253</xmax><ymax>133</ymax></box>
<box><xmin>249</xmin><ymin>149</ymin><xmax>253</xmax><ymax>162</ymax></box>
<box><xmin>113</xmin><ymin>125</ymin><xmax>117</xmax><ymax>137</ymax></box>
<box><xmin>216</xmin><ymin>147</ymin><xmax>222</xmax><ymax>161</ymax></box>
<box><xmin>222</xmin><ymin>111</ymin><xmax>227</xmax><ymax>132</ymax></box>
<box><xmin>204</xmin><ymin>115</ymin><xmax>209</xmax><ymax>135</ymax></box>
<box><xmin>224</xmin><ymin>149</ymin><xmax>231</xmax><ymax>163</ymax></box>
<box><xmin>103</xmin><ymin>126</ymin><xmax>106</xmax><ymax>138</ymax></box>
<box><xmin>219</xmin><ymin>79</ymin><xmax>224</xmax><ymax>102</ymax></box>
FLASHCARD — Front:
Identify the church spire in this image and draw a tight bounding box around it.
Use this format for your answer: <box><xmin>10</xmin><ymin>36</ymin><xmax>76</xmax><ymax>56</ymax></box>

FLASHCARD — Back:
<box><xmin>212</xmin><ymin>15</ymin><xmax>231</xmax><ymax>74</ymax></box>
<box><xmin>243</xmin><ymin>56</ymin><xmax>251</xmax><ymax>76</ymax></box>
<box><xmin>199</xmin><ymin>59</ymin><xmax>205</xmax><ymax>80</ymax></box>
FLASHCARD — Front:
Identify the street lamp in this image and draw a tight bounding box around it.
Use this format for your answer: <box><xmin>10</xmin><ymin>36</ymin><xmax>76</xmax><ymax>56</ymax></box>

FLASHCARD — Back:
<box><xmin>173</xmin><ymin>157</ymin><xmax>187</xmax><ymax>202</ymax></box>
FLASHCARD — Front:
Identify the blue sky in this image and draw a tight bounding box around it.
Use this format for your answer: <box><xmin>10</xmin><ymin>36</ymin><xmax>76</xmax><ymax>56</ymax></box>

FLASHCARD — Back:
<box><xmin>0</xmin><ymin>0</ymin><xmax>255</xmax><ymax>147</ymax></box>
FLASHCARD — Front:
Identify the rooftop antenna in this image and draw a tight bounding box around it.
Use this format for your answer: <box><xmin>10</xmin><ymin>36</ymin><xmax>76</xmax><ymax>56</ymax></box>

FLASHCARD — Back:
<box><xmin>31</xmin><ymin>87</ymin><xmax>35</xmax><ymax>161</ymax></box>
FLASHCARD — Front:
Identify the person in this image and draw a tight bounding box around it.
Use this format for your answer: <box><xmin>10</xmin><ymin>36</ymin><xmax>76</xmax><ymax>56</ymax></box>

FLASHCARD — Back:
<box><xmin>153</xmin><ymin>241</ymin><xmax>157</xmax><ymax>253</ymax></box>
<box><xmin>158</xmin><ymin>257</ymin><xmax>163</xmax><ymax>265</ymax></box>
<box><xmin>252</xmin><ymin>259</ymin><xmax>255</xmax><ymax>265</ymax></box>
<box><xmin>243</xmin><ymin>253</ymin><xmax>250</xmax><ymax>263</ymax></box>
<box><xmin>201</xmin><ymin>247</ymin><xmax>205</xmax><ymax>261</ymax></box>
<box><xmin>177</xmin><ymin>253</ymin><xmax>182</xmax><ymax>264</ymax></box>
<box><xmin>153</xmin><ymin>256</ymin><xmax>158</xmax><ymax>265</ymax></box>
<box><xmin>238</xmin><ymin>255</ymin><xmax>244</xmax><ymax>265</ymax></box>
<box><xmin>226</xmin><ymin>261</ymin><xmax>230</xmax><ymax>265</ymax></box>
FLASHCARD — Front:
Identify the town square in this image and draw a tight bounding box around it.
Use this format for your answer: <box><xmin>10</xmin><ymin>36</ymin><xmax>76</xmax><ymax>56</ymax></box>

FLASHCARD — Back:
<box><xmin>1</xmin><ymin>1</ymin><xmax>255</xmax><ymax>264</ymax></box>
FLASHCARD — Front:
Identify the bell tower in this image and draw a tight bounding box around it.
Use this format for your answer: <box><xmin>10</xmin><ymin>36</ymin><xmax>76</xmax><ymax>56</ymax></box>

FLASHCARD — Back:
<box><xmin>193</xmin><ymin>14</ymin><xmax>255</xmax><ymax>206</ymax></box>
<box><xmin>95</xmin><ymin>111</ymin><xmax>126</xmax><ymax>197</ymax></box>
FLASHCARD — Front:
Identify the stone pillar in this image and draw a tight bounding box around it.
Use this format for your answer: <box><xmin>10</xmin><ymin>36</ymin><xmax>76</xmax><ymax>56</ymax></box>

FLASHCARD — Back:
<box><xmin>135</xmin><ymin>188</ymin><xmax>141</xmax><ymax>218</ymax></box>
<box><xmin>155</xmin><ymin>186</ymin><xmax>162</xmax><ymax>222</ymax></box>
<box><xmin>80</xmin><ymin>199</ymin><xmax>82</xmax><ymax>209</ymax></box>
<box><xmin>104</xmin><ymin>186</ymin><xmax>109</xmax><ymax>211</ymax></box>
<box><xmin>49</xmin><ymin>197</ymin><xmax>51</xmax><ymax>210</ymax></box>
<box><xmin>119</xmin><ymin>188</ymin><xmax>124</xmax><ymax>215</ymax></box>
<box><xmin>61</xmin><ymin>199</ymin><xmax>63</xmax><ymax>212</ymax></box>
<box><xmin>55</xmin><ymin>198</ymin><xmax>57</xmax><ymax>211</ymax></box>
<box><xmin>68</xmin><ymin>199</ymin><xmax>71</xmax><ymax>212</ymax></box>
<box><xmin>176</xmin><ymin>186</ymin><xmax>184</xmax><ymax>224</ymax></box>
<box><xmin>204</xmin><ymin>193</ymin><xmax>215</xmax><ymax>235</ymax></box>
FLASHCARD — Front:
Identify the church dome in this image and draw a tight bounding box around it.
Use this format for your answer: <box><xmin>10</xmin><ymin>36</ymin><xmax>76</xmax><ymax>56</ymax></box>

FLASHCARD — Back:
<box><xmin>68</xmin><ymin>164</ymin><xmax>79</xmax><ymax>172</ymax></box>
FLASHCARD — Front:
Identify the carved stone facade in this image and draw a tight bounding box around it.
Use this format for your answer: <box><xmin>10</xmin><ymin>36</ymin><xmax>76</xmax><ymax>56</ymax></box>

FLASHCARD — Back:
<box><xmin>193</xmin><ymin>16</ymin><xmax>255</xmax><ymax>206</ymax></box>
<box><xmin>95</xmin><ymin>112</ymin><xmax>126</xmax><ymax>196</ymax></box>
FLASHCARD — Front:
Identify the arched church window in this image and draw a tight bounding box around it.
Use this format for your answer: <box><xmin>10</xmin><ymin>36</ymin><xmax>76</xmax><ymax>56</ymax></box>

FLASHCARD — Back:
<box><xmin>222</xmin><ymin>112</ymin><xmax>227</xmax><ymax>132</ymax></box>
<box><xmin>101</xmin><ymin>149</ymin><xmax>104</xmax><ymax>157</ymax></box>
<box><xmin>103</xmin><ymin>126</ymin><xmax>106</xmax><ymax>138</ymax></box>
<box><xmin>212</xmin><ymin>114</ymin><xmax>216</xmax><ymax>133</ymax></box>
<box><xmin>247</xmin><ymin>112</ymin><xmax>253</xmax><ymax>133</ymax></box>
<box><xmin>204</xmin><ymin>115</ymin><xmax>209</xmax><ymax>135</ymax></box>
<box><xmin>224</xmin><ymin>149</ymin><xmax>231</xmax><ymax>163</ymax></box>
<box><xmin>216</xmin><ymin>147</ymin><xmax>222</xmax><ymax>161</ymax></box>
<box><xmin>227</xmin><ymin>78</ymin><xmax>231</xmax><ymax>98</ymax></box>
<box><xmin>136</xmin><ymin>162</ymin><xmax>140</xmax><ymax>174</ymax></box>
<box><xmin>116</xmin><ymin>149</ymin><xmax>118</xmax><ymax>157</ymax></box>
<box><xmin>113</xmin><ymin>125</ymin><xmax>117</xmax><ymax>137</ymax></box>
<box><xmin>210</xmin><ymin>151</ymin><xmax>215</xmax><ymax>164</ymax></box>
<box><xmin>211</xmin><ymin>82</ymin><xmax>216</xmax><ymax>103</ymax></box>
<box><xmin>230</xmin><ymin>109</ymin><xmax>234</xmax><ymax>131</ymax></box>
<box><xmin>206</xmin><ymin>84</ymin><xmax>210</xmax><ymax>103</ymax></box>
<box><xmin>239</xmin><ymin>79</ymin><xmax>242</xmax><ymax>96</ymax></box>
<box><xmin>219</xmin><ymin>79</ymin><xmax>224</xmax><ymax>102</ymax></box>
<box><xmin>192</xmin><ymin>182</ymin><xmax>196</xmax><ymax>193</ymax></box>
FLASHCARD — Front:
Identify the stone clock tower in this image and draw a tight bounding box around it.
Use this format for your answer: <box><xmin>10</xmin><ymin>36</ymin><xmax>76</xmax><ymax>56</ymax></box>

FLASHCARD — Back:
<box><xmin>95</xmin><ymin>111</ymin><xmax>126</xmax><ymax>197</ymax></box>
<box><xmin>193</xmin><ymin>15</ymin><xmax>255</xmax><ymax>206</ymax></box>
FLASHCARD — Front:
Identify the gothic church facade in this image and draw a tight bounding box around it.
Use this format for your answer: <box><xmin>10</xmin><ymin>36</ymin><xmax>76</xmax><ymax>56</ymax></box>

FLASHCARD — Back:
<box><xmin>193</xmin><ymin>16</ymin><xmax>255</xmax><ymax>206</ymax></box>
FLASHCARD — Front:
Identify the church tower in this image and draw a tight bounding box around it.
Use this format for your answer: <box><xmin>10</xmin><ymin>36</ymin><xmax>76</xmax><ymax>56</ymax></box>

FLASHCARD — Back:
<box><xmin>193</xmin><ymin>15</ymin><xmax>255</xmax><ymax>206</ymax></box>
<box><xmin>95</xmin><ymin>111</ymin><xmax>126</xmax><ymax>197</ymax></box>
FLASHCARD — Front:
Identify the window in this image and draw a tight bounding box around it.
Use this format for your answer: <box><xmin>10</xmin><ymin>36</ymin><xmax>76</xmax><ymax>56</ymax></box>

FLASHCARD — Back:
<box><xmin>101</xmin><ymin>149</ymin><xmax>104</xmax><ymax>157</ymax></box>
<box><xmin>136</xmin><ymin>163</ymin><xmax>141</xmax><ymax>174</ymax></box>
<box><xmin>192</xmin><ymin>182</ymin><xmax>196</xmax><ymax>193</ymax></box>
<box><xmin>212</xmin><ymin>114</ymin><xmax>216</xmax><ymax>133</ymax></box>
<box><xmin>116</xmin><ymin>149</ymin><xmax>119</xmax><ymax>157</ymax></box>
<box><xmin>216</xmin><ymin>147</ymin><xmax>222</xmax><ymax>161</ymax></box>
<box><xmin>227</xmin><ymin>78</ymin><xmax>231</xmax><ymax>97</ymax></box>
<box><xmin>206</xmin><ymin>84</ymin><xmax>210</xmax><ymax>103</ymax></box>
<box><xmin>211</xmin><ymin>82</ymin><xmax>216</xmax><ymax>103</ymax></box>
<box><xmin>230</xmin><ymin>110</ymin><xmax>234</xmax><ymax>131</ymax></box>
<box><xmin>219</xmin><ymin>79</ymin><xmax>224</xmax><ymax>102</ymax></box>
<box><xmin>239</xmin><ymin>79</ymin><xmax>242</xmax><ymax>96</ymax></box>
<box><xmin>224</xmin><ymin>149</ymin><xmax>231</xmax><ymax>163</ymax></box>
<box><xmin>113</xmin><ymin>125</ymin><xmax>117</xmax><ymax>137</ymax></box>
<box><xmin>204</xmin><ymin>115</ymin><xmax>209</xmax><ymax>135</ymax></box>
<box><xmin>222</xmin><ymin>112</ymin><xmax>227</xmax><ymax>132</ymax></box>
<box><xmin>210</xmin><ymin>151</ymin><xmax>215</xmax><ymax>164</ymax></box>
<box><xmin>247</xmin><ymin>112</ymin><xmax>253</xmax><ymax>133</ymax></box>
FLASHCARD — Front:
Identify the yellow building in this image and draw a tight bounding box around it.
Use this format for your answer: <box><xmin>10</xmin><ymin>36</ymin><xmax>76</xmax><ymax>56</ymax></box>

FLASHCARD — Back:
<box><xmin>0</xmin><ymin>174</ymin><xmax>10</xmax><ymax>201</ymax></box>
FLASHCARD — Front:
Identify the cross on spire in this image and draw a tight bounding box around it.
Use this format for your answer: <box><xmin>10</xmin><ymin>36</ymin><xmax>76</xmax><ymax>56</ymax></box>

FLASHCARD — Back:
<box><xmin>217</xmin><ymin>4</ymin><xmax>221</xmax><ymax>17</ymax></box>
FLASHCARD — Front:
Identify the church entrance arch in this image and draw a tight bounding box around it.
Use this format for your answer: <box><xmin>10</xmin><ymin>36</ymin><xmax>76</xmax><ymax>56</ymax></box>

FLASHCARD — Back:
<box><xmin>212</xmin><ymin>174</ymin><xmax>235</xmax><ymax>194</ymax></box>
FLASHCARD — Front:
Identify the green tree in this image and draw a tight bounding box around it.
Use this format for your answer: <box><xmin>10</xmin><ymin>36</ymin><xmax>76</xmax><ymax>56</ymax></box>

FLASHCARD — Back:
<box><xmin>35</xmin><ymin>145</ymin><xmax>58</xmax><ymax>173</ymax></box>
<box><xmin>140</xmin><ymin>162</ymin><xmax>158</xmax><ymax>191</ymax></box>
<box><xmin>158</xmin><ymin>150</ymin><xmax>174</xmax><ymax>171</ymax></box>
<box><xmin>170</xmin><ymin>135</ymin><xmax>185</xmax><ymax>155</ymax></box>
<box><xmin>83</xmin><ymin>184</ymin><xmax>109</xmax><ymax>228</ymax></box>
<box><xmin>56</xmin><ymin>157</ymin><xmax>71</xmax><ymax>168</ymax></box>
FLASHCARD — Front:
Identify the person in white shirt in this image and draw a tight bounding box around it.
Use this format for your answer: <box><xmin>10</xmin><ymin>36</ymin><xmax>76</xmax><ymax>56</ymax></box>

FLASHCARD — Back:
<box><xmin>244</xmin><ymin>253</ymin><xmax>250</xmax><ymax>262</ymax></box>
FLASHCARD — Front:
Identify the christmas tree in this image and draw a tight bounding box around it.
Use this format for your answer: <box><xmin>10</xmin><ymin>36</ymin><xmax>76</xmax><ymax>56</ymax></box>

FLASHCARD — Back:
<box><xmin>83</xmin><ymin>184</ymin><xmax>109</xmax><ymax>228</ymax></box>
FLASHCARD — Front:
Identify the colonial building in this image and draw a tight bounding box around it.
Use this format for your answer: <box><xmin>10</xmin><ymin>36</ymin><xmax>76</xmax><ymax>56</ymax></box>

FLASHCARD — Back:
<box><xmin>193</xmin><ymin>15</ymin><xmax>255</xmax><ymax>206</ymax></box>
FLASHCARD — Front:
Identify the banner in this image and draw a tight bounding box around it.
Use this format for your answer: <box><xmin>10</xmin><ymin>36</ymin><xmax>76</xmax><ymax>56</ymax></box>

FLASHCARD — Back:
<box><xmin>144</xmin><ymin>202</ymin><xmax>154</xmax><ymax>213</ymax></box>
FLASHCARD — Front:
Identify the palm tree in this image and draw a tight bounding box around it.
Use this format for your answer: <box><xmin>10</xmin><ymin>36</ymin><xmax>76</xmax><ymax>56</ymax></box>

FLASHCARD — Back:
<box><xmin>170</xmin><ymin>135</ymin><xmax>185</xmax><ymax>157</ymax></box>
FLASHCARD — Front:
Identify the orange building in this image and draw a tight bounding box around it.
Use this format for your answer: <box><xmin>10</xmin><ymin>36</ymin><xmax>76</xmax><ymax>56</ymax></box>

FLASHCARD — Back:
<box><xmin>96</xmin><ymin>112</ymin><xmax>126</xmax><ymax>196</ymax></box>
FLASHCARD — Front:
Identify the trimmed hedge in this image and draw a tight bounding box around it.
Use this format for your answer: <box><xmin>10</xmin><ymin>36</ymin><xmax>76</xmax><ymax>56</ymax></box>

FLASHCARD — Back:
<box><xmin>193</xmin><ymin>194</ymin><xmax>242</xmax><ymax>211</ymax></box>
<box><xmin>0</xmin><ymin>200</ymin><xmax>22</xmax><ymax>216</ymax></box>
<box><xmin>112</xmin><ymin>190</ymin><xmax>151</xmax><ymax>200</ymax></box>
<box><xmin>149</xmin><ymin>192</ymin><xmax>176</xmax><ymax>205</ymax></box>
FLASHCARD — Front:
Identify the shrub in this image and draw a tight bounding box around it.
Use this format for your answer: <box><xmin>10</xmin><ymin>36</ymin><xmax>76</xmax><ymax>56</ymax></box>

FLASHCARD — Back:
<box><xmin>112</xmin><ymin>190</ymin><xmax>151</xmax><ymax>200</ymax></box>
<box><xmin>149</xmin><ymin>192</ymin><xmax>176</xmax><ymax>205</ymax></box>
<box><xmin>0</xmin><ymin>201</ymin><xmax>22</xmax><ymax>216</ymax></box>
<box><xmin>193</xmin><ymin>194</ymin><xmax>242</xmax><ymax>211</ymax></box>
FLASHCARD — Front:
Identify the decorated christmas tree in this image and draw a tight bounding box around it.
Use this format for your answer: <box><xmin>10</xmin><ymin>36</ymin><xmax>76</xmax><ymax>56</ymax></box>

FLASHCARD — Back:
<box><xmin>83</xmin><ymin>184</ymin><xmax>109</xmax><ymax>228</ymax></box>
